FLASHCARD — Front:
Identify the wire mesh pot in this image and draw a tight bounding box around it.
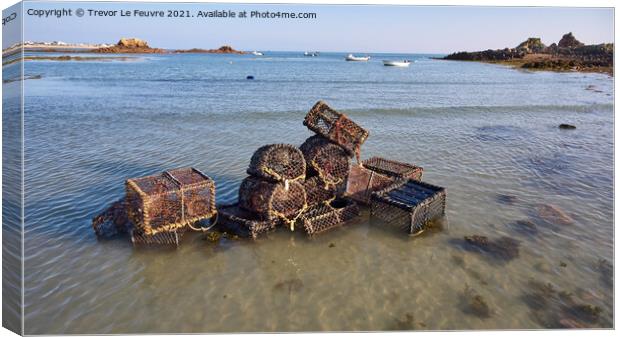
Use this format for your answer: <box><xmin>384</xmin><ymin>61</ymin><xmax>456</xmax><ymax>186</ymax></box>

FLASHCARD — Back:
<box><xmin>303</xmin><ymin>100</ymin><xmax>369</xmax><ymax>159</ymax></box>
<box><xmin>247</xmin><ymin>144</ymin><xmax>306</xmax><ymax>182</ymax></box>
<box><xmin>299</xmin><ymin>198</ymin><xmax>360</xmax><ymax>236</ymax></box>
<box><xmin>346</xmin><ymin>164</ymin><xmax>395</xmax><ymax>205</ymax></box>
<box><xmin>217</xmin><ymin>203</ymin><xmax>279</xmax><ymax>239</ymax></box>
<box><xmin>238</xmin><ymin>176</ymin><xmax>307</xmax><ymax>229</ymax></box>
<box><xmin>371</xmin><ymin>179</ymin><xmax>446</xmax><ymax>236</ymax></box>
<box><xmin>130</xmin><ymin>227</ymin><xmax>187</xmax><ymax>246</ymax></box>
<box><xmin>362</xmin><ymin>157</ymin><xmax>423</xmax><ymax>181</ymax></box>
<box><xmin>300</xmin><ymin>135</ymin><xmax>351</xmax><ymax>188</ymax></box>
<box><xmin>92</xmin><ymin>198</ymin><xmax>132</xmax><ymax>238</ymax></box>
<box><xmin>126</xmin><ymin>167</ymin><xmax>216</xmax><ymax>235</ymax></box>
<box><xmin>302</xmin><ymin>176</ymin><xmax>339</xmax><ymax>207</ymax></box>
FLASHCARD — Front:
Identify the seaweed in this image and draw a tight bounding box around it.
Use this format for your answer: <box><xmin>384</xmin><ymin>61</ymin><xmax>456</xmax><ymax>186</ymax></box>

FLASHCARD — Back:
<box><xmin>459</xmin><ymin>285</ymin><xmax>492</xmax><ymax>318</ymax></box>
<box><xmin>522</xmin><ymin>279</ymin><xmax>606</xmax><ymax>328</ymax></box>
<box><xmin>509</xmin><ymin>219</ymin><xmax>539</xmax><ymax>236</ymax></box>
<box><xmin>392</xmin><ymin>313</ymin><xmax>417</xmax><ymax>330</ymax></box>
<box><xmin>273</xmin><ymin>278</ymin><xmax>304</xmax><ymax>293</ymax></box>
<box><xmin>536</xmin><ymin>204</ymin><xmax>574</xmax><ymax>226</ymax></box>
<box><xmin>496</xmin><ymin>194</ymin><xmax>517</xmax><ymax>205</ymax></box>
<box><xmin>597</xmin><ymin>258</ymin><xmax>613</xmax><ymax>287</ymax></box>
<box><xmin>463</xmin><ymin>235</ymin><xmax>520</xmax><ymax>262</ymax></box>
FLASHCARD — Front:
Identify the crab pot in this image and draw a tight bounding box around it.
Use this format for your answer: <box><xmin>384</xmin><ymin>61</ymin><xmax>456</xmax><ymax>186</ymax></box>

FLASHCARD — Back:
<box><xmin>238</xmin><ymin>176</ymin><xmax>307</xmax><ymax>223</ymax></box>
<box><xmin>303</xmin><ymin>100</ymin><xmax>369</xmax><ymax>157</ymax></box>
<box><xmin>300</xmin><ymin>135</ymin><xmax>351</xmax><ymax>188</ymax></box>
<box><xmin>371</xmin><ymin>179</ymin><xmax>446</xmax><ymax>236</ymax></box>
<box><xmin>130</xmin><ymin>227</ymin><xmax>187</xmax><ymax>246</ymax></box>
<box><xmin>299</xmin><ymin>198</ymin><xmax>360</xmax><ymax>236</ymax></box>
<box><xmin>217</xmin><ymin>204</ymin><xmax>279</xmax><ymax>239</ymax></box>
<box><xmin>92</xmin><ymin>198</ymin><xmax>132</xmax><ymax>238</ymax></box>
<box><xmin>362</xmin><ymin>157</ymin><xmax>423</xmax><ymax>181</ymax></box>
<box><xmin>126</xmin><ymin>167</ymin><xmax>216</xmax><ymax>235</ymax></box>
<box><xmin>247</xmin><ymin>144</ymin><xmax>306</xmax><ymax>182</ymax></box>
<box><xmin>303</xmin><ymin>176</ymin><xmax>340</xmax><ymax>207</ymax></box>
<box><xmin>346</xmin><ymin>164</ymin><xmax>395</xmax><ymax>205</ymax></box>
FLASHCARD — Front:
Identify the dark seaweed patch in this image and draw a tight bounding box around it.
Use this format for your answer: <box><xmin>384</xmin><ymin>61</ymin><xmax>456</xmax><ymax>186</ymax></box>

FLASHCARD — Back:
<box><xmin>462</xmin><ymin>235</ymin><xmax>520</xmax><ymax>263</ymax></box>
<box><xmin>459</xmin><ymin>285</ymin><xmax>492</xmax><ymax>318</ymax></box>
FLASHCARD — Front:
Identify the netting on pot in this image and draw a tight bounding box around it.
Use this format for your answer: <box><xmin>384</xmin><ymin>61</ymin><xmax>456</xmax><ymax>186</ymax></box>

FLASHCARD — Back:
<box><xmin>130</xmin><ymin>227</ymin><xmax>187</xmax><ymax>246</ymax></box>
<box><xmin>217</xmin><ymin>203</ymin><xmax>279</xmax><ymax>239</ymax></box>
<box><xmin>238</xmin><ymin>176</ymin><xmax>307</xmax><ymax>230</ymax></box>
<box><xmin>299</xmin><ymin>198</ymin><xmax>360</xmax><ymax>236</ymax></box>
<box><xmin>303</xmin><ymin>100</ymin><xmax>369</xmax><ymax>160</ymax></box>
<box><xmin>370</xmin><ymin>179</ymin><xmax>446</xmax><ymax>236</ymax></box>
<box><xmin>125</xmin><ymin>167</ymin><xmax>216</xmax><ymax>235</ymax></box>
<box><xmin>362</xmin><ymin>157</ymin><xmax>423</xmax><ymax>181</ymax></box>
<box><xmin>346</xmin><ymin>164</ymin><xmax>395</xmax><ymax>205</ymax></box>
<box><xmin>247</xmin><ymin>144</ymin><xmax>306</xmax><ymax>183</ymax></box>
<box><xmin>302</xmin><ymin>176</ymin><xmax>339</xmax><ymax>207</ymax></box>
<box><xmin>300</xmin><ymin>135</ymin><xmax>351</xmax><ymax>188</ymax></box>
<box><xmin>92</xmin><ymin>198</ymin><xmax>132</xmax><ymax>238</ymax></box>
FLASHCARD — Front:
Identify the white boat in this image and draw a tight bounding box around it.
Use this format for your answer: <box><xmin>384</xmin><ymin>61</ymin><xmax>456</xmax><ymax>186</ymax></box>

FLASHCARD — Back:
<box><xmin>304</xmin><ymin>51</ymin><xmax>319</xmax><ymax>57</ymax></box>
<box><xmin>383</xmin><ymin>60</ymin><xmax>411</xmax><ymax>67</ymax></box>
<box><xmin>251</xmin><ymin>51</ymin><xmax>263</xmax><ymax>56</ymax></box>
<box><xmin>345</xmin><ymin>54</ymin><xmax>370</xmax><ymax>61</ymax></box>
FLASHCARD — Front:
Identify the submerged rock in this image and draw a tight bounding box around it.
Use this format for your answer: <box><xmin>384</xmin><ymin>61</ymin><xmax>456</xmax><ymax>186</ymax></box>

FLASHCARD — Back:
<box><xmin>537</xmin><ymin>204</ymin><xmax>574</xmax><ymax>225</ymax></box>
<box><xmin>559</xmin><ymin>124</ymin><xmax>577</xmax><ymax>130</ymax></box>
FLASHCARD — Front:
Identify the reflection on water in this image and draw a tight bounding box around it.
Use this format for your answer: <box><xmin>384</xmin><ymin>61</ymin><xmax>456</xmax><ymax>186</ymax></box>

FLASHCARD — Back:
<box><xmin>10</xmin><ymin>52</ymin><xmax>614</xmax><ymax>333</ymax></box>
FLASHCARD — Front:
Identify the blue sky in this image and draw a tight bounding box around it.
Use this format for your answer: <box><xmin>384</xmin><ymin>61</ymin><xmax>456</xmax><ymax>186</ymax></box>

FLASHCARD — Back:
<box><xmin>18</xmin><ymin>2</ymin><xmax>614</xmax><ymax>53</ymax></box>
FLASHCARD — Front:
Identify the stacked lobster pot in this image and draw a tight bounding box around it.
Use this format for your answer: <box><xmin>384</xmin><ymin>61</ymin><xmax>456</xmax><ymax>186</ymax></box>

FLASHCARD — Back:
<box><xmin>297</xmin><ymin>101</ymin><xmax>369</xmax><ymax>235</ymax></box>
<box><xmin>217</xmin><ymin>144</ymin><xmax>308</xmax><ymax>238</ymax></box>
<box><xmin>92</xmin><ymin>167</ymin><xmax>217</xmax><ymax>247</ymax></box>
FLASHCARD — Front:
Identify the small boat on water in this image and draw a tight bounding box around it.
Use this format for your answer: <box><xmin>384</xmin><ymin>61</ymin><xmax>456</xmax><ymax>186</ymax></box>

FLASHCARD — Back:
<box><xmin>251</xmin><ymin>51</ymin><xmax>264</xmax><ymax>56</ymax></box>
<box><xmin>304</xmin><ymin>51</ymin><xmax>319</xmax><ymax>57</ymax></box>
<box><xmin>383</xmin><ymin>60</ymin><xmax>411</xmax><ymax>67</ymax></box>
<box><xmin>345</xmin><ymin>54</ymin><xmax>370</xmax><ymax>62</ymax></box>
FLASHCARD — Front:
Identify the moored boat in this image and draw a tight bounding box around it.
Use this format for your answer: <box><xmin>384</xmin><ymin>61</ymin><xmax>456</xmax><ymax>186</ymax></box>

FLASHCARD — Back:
<box><xmin>345</xmin><ymin>54</ymin><xmax>370</xmax><ymax>61</ymax></box>
<box><xmin>251</xmin><ymin>51</ymin><xmax>264</xmax><ymax>56</ymax></box>
<box><xmin>383</xmin><ymin>60</ymin><xmax>411</xmax><ymax>67</ymax></box>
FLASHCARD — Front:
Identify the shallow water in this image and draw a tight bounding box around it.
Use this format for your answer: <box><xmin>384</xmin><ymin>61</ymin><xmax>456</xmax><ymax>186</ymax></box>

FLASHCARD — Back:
<box><xmin>5</xmin><ymin>51</ymin><xmax>614</xmax><ymax>333</ymax></box>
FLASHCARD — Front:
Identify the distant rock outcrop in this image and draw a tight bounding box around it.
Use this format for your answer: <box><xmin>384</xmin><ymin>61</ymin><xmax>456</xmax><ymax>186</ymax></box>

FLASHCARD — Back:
<box><xmin>516</xmin><ymin>38</ymin><xmax>546</xmax><ymax>53</ymax></box>
<box><xmin>92</xmin><ymin>38</ymin><xmax>165</xmax><ymax>54</ymax></box>
<box><xmin>441</xmin><ymin>32</ymin><xmax>613</xmax><ymax>75</ymax></box>
<box><xmin>174</xmin><ymin>45</ymin><xmax>246</xmax><ymax>54</ymax></box>
<box><xmin>558</xmin><ymin>32</ymin><xmax>585</xmax><ymax>49</ymax></box>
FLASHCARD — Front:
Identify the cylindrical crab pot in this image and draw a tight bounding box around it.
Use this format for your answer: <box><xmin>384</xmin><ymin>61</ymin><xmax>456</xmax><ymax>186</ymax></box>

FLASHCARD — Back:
<box><xmin>300</xmin><ymin>135</ymin><xmax>351</xmax><ymax>187</ymax></box>
<box><xmin>247</xmin><ymin>144</ymin><xmax>306</xmax><ymax>182</ymax></box>
<box><xmin>238</xmin><ymin>176</ymin><xmax>307</xmax><ymax>225</ymax></box>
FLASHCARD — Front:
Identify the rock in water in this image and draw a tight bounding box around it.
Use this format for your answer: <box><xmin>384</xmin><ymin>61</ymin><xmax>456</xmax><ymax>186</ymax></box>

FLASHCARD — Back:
<box><xmin>559</xmin><ymin>124</ymin><xmax>576</xmax><ymax>130</ymax></box>
<box><xmin>118</xmin><ymin>37</ymin><xmax>149</xmax><ymax>48</ymax></box>
<box><xmin>537</xmin><ymin>204</ymin><xmax>574</xmax><ymax>225</ymax></box>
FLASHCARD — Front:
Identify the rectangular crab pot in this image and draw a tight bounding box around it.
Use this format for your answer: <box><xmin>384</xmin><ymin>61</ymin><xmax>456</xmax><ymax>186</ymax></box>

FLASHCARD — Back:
<box><xmin>362</xmin><ymin>157</ymin><xmax>423</xmax><ymax>181</ymax></box>
<box><xmin>345</xmin><ymin>164</ymin><xmax>395</xmax><ymax>205</ymax></box>
<box><xmin>216</xmin><ymin>204</ymin><xmax>279</xmax><ymax>239</ymax></box>
<box><xmin>125</xmin><ymin>167</ymin><xmax>216</xmax><ymax>235</ymax></box>
<box><xmin>303</xmin><ymin>176</ymin><xmax>338</xmax><ymax>207</ymax></box>
<box><xmin>370</xmin><ymin>179</ymin><xmax>446</xmax><ymax>236</ymax></box>
<box><xmin>303</xmin><ymin>101</ymin><xmax>369</xmax><ymax>158</ymax></box>
<box><xmin>299</xmin><ymin>198</ymin><xmax>360</xmax><ymax>236</ymax></box>
<box><xmin>130</xmin><ymin>227</ymin><xmax>187</xmax><ymax>246</ymax></box>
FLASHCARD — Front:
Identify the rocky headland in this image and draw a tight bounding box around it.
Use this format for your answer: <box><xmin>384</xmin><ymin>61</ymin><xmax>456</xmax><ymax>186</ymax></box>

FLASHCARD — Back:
<box><xmin>174</xmin><ymin>45</ymin><xmax>246</xmax><ymax>54</ymax></box>
<box><xmin>441</xmin><ymin>33</ymin><xmax>613</xmax><ymax>75</ymax></box>
<box><xmin>92</xmin><ymin>38</ymin><xmax>166</xmax><ymax>54</ymax></box>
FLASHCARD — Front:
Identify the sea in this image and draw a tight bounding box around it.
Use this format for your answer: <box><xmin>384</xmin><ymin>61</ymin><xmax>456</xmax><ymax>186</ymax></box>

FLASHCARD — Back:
<box><xmin>2</xmin><ymin>51</ymin><xmax>614</xmax><ymax>333</ymax></box>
